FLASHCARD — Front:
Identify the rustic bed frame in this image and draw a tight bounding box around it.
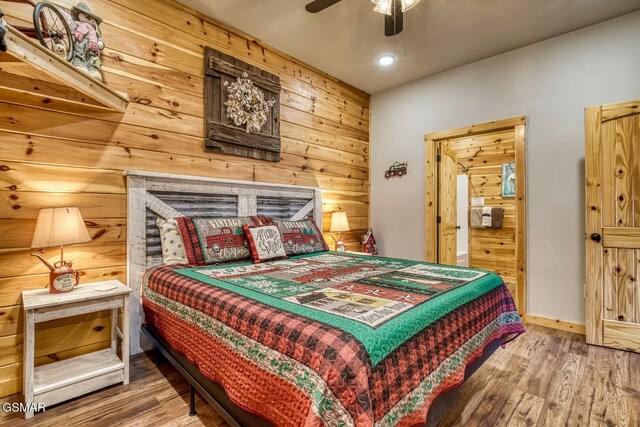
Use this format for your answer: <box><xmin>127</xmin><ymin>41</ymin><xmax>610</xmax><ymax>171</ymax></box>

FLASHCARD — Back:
<box><xmin>124</xmin><ymin>169</ymin><xmax>499</xmax><ymax>427</ymax></box>
<box><xmin>124</xmin><ymin>170</ymin><xmax>323</xmax><ymax>355</ymax></box>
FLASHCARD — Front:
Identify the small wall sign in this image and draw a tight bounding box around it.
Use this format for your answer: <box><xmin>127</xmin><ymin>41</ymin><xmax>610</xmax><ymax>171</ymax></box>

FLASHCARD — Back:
<box><xmin>384</xmin><ymin>161</ymin><xmax>407</xmax><ymax>179</ymax></box>
<box><xmin>471</xmin><ymin>197</ymin><xmax>485</xmax><ymax>207</ymax></box>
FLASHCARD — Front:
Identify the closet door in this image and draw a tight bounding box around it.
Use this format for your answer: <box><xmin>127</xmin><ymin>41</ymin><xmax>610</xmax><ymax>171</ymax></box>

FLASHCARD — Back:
<box><xmin>438</xmin><ymin>143</ymin><xmax>457</xmax><ymax>265</ymax></box>
<box><xmin>585</xmin><ymin>100</ymin><xmax>640</xmax><ymax>351</ymax></box>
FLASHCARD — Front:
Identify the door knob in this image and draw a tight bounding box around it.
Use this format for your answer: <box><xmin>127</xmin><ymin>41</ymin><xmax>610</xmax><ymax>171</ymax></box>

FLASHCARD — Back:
<box><xmin>590</xmin><ymin>233</ymin><xmax>602</xmax><ymax>242</ymax></box>
<box><xmin>456</xmin><ymin>225</ymin><xmax>462</xmax><ymax>230</ymax></box>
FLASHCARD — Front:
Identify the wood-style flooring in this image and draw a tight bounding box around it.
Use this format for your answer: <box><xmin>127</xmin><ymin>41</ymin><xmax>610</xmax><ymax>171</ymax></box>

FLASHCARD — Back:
<box><xmin>1</xmin><ymin>324</ymin><xmax>638</xmax><ymax>427</ymax></box>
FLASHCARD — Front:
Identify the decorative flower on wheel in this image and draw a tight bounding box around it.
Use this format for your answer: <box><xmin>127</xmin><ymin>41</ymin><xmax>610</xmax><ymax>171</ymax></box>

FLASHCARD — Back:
<box><xmin>224</xmin><ymin>72</ymin><xmax>276</xmax><ymax>133</ymax></box>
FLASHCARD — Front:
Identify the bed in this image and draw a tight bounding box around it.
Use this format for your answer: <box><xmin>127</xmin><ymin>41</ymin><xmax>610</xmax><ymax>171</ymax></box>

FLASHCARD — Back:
<box><xmin>125</xmin><ymin>170</ymin><xmax>525</xmax><ymax>427</ymax></box>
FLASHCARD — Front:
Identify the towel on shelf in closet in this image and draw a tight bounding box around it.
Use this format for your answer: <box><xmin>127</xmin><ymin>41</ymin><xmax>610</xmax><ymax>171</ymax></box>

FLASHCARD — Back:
<box><xmin>491</xmin><ymin>207</ymin><xmax>504</xmax><ymax>228</ymax></box>
<box><xmin>481</xmin><ymin>207</ymin><xmax>493</xmax><ymax>227</ymax></box>
<box><xmin>471</xmin><ymin>208</ymin><xmax>484</xmax><ymax>228</ymax></box>
<box><xmin>470</xmin><ymin>207</ymin><xmax>504</xmax><ymax>229</ymax></box>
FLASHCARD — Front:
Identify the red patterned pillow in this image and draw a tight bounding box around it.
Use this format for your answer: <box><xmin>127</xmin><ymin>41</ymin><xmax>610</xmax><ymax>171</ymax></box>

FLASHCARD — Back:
<box><xmin>243</xmin><ymin>224</ymin><xmax>288</xmax><ymax>264</ymax></box>
<box><xmin>176</xmin><ymin>216</ymin><xmax>274</xmax><ymax>265</ymax></box>
<box><xmin>273</xmin><ymin>219</ymin><xmax>329</xmax><ymax>256</ymax></box>
<box><xmin>175</xmin><ymin>216</ymin><xmax>261</xmax><ymax>266</ymax></box>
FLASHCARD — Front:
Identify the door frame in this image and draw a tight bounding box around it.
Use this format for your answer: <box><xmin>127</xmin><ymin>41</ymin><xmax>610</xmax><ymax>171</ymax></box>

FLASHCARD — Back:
<box><xmin>424</xmin><ymin>116</ymin><xmax>527</xmax><ymax>315</ymax></box>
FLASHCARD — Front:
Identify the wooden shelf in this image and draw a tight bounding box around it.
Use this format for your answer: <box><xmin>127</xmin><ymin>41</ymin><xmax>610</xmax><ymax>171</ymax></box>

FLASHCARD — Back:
<box><xmin>0</xmin><ymin>24</ymin><xmax>128</xmax><ymax>113</ymax></box>
<box><xmin>33</xmin><ymin>348</ymin><xmax>125</xmax><ymax>407</ymax></box>
<box><xmin>34</xmin><ymin>348</ymin><xmax>124</xmax><ymax>395</ymax></box>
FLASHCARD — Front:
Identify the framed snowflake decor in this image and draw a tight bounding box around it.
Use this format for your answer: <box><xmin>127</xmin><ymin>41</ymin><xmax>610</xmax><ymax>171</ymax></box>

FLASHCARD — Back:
<box><xmin>224</xmin><ymin>73</ymin><xmax>276</xmax><ymax>134</ymax></box>
<box><xmin>204</xmin><ymin>47</ymin><xmax>281</xmax><ymax>162</ymax></box>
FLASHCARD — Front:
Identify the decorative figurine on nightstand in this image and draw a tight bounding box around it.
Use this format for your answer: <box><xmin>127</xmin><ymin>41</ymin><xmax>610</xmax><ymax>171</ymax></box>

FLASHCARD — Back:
<box><xmin>30</xmin><ymin>207</ymin><xmax>92</xmax><ymax>293</ymax></box>
<box><xmin>68</xmin><ymin>2</ymin><xmax>105</xmax><ymax>81</ymax></box>
<box><xmin>362</xmin><ymin>228</ymin><xmax>379</xmax><ymax>256</ymax></box>
<box><xmin>0</xmin><ymin>8</ymin><xmax>7</xmax><ymax>52</ymax></box>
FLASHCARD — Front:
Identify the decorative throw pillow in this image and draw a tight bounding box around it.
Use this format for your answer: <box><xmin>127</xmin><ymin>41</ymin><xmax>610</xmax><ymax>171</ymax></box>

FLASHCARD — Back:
<box><xmin>273</xmin><ymin>219</ymin><xmax>329</xmax><ymax>256</ymax></box>
<box><xmin>243</xmin><ymin>224</ymin><xmax>287</xmax><ymax>264</ymax></box>
<box><xmin>176</xmin><ymin>216</ymin><xmax>255</xmax><ymax>265</ymax></box>
<box><xmin>156</xmin><ymin>218</ymin><xmax>188</xmax><ymax>266</ymax></box>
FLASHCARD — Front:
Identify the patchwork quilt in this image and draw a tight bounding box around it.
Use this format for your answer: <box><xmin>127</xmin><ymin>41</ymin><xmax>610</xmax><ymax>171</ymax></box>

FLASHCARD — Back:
<box><xmin>142</xmin><ymin>252</ymin><xmax>524</xmax><ymax>427</ymax></box>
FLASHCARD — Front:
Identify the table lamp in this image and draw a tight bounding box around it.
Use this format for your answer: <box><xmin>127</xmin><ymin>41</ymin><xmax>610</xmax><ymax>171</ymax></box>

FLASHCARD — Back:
<box><xmin>330</xmin><ymin>211</ymin><xmax>350</xmax><ymax>252</ymax></box>
<box><xmin>30</xmin><ymin>207</ymin><xmax>91</xmax><ymax>293</ymax></box>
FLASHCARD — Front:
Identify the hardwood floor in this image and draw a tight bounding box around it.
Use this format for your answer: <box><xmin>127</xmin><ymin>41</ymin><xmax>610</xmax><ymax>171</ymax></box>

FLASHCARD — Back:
<box><xmin>440</xmin><ymin>324</ymin><xmax>640</xmax><ymax>426</ymax></box>
<box><xmin>1</xmin><ymin>324</ymin><xmax>638</xmax><ymax>426</ymax></box>
<box><xmin>0</xmin><ymin>355</ymin><xmax>229</xmax><ymax>427</ymax></box>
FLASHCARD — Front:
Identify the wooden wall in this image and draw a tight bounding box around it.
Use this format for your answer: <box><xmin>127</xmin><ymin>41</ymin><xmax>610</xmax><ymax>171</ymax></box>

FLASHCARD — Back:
<box><xmin>447</xmin><ymin>130</ymin><xmax>517</xmax><ymax>295</ymax></box>
<box><xmin>0</xmin><ymin>0</ymin><xmax>369</xmax><ymax>397</ymax></box>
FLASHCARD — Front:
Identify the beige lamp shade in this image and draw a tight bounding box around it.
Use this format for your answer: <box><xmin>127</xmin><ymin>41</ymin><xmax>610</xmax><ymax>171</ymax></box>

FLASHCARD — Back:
<box><xmin>30</xmin><ymin>207</ymin><xmax>91</xmax><ymax>248</ymax></box>
<box><xmin>329</xmin><ymin>211</ymin><xmax>350</xmax><ymax>232</ymax></box>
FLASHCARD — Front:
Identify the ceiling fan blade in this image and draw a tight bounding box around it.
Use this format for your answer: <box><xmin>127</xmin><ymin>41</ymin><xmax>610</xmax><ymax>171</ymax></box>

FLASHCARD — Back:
<box><xmin>305</xmin><ymin>0</ymin><xmax>342</xmax><ymax>13</ymax></box>
<box><xmin>384</xmin><ymin>0</ymin><xmax>404</xmax><ymax>36</ymax></box>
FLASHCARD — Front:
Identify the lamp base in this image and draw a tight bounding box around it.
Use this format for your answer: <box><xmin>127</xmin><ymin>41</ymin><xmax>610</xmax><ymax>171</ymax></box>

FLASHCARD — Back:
<box><xmin>49</xmin><ymin>259</ymin><xmax>80</xmax><ymax>294</ymax></box>
<box><xmin>32</xmin><ymin>249</ymin><xmax>80</xmax><ymax>293</ymax></box>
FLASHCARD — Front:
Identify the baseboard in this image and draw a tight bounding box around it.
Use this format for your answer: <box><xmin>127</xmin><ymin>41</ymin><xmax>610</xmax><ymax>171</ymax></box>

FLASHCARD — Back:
<box><xmin>523</xmin><ymin>314</ymin><xmax>586</xmax><ymax>335</ymax></box>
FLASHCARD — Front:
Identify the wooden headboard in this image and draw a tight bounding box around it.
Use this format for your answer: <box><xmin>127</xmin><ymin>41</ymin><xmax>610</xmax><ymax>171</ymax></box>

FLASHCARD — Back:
<box><xmin>124</xmin><ymin>170</ymin><xmax>323</xmax><ymax>354</ymax></box>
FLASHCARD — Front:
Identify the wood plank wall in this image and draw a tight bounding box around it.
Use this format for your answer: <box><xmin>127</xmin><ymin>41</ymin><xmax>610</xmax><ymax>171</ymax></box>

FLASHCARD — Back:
<box><xmin>0</xmin><ymin>0</ymin><xmax>370</xmax><ymax>397</ymax></box>
<box><xmin>446</xmin><ymin>130</ymin><xmax>517</xmax><ymax>295</ymax></box>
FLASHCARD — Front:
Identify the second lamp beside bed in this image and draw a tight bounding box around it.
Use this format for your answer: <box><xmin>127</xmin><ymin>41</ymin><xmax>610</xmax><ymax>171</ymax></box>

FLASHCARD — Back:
<box><xmin>329</xmin><ymin>211</ymin><xmax>350</xmax><ymax>252</ymax></box>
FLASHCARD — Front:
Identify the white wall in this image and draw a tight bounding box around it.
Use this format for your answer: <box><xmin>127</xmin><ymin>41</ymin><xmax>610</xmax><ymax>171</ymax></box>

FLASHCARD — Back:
<box><xmin>370</xmin><ymin>11</ymin><xmax>640</xmax><ymax>325</ymax></box>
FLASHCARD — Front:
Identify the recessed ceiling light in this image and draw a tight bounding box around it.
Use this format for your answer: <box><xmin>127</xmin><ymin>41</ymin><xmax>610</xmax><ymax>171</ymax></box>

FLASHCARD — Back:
<box><xmin>377</xmin><ymin>55</ymin><xmax>395</xmax><ymax>66</ymax></box>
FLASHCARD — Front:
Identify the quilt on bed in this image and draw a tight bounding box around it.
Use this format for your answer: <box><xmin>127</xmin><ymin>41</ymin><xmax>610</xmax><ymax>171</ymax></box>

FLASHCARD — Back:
<box><xmin>142</xmin><ymin>252</ymin><xmax>524</xmax><ymax>427</ymax></box>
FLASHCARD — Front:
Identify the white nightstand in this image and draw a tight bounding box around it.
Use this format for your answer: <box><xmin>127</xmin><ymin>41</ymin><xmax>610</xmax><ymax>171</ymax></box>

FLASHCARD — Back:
<box><xmin>21</xmin><ymin>280</ymin><xmax>131</xmax><ymax>419</ymax></box>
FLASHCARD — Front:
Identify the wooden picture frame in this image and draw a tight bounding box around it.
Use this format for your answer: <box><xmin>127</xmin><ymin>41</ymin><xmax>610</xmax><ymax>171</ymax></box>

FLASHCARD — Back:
<box><xmin>204</xmin><ymin>47</ymin><xmax>281</xmax><ymax>161</ymax></box>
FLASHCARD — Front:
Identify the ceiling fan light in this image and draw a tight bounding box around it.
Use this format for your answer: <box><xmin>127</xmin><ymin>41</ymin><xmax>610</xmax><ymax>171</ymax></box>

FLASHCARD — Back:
<box><xmin>400</xmin><ymin>0</ymin><xmax>420</xmax><ymax>12</ymax></box>
<box><xmin>373</xmin><ymin>0</ymin><xmax>393</xmax><ymax>15</ymax></box>
<box><xmin>377</xmin><ymin>54</ymin><xmax>395</xmax><ymax>66</ymax></box>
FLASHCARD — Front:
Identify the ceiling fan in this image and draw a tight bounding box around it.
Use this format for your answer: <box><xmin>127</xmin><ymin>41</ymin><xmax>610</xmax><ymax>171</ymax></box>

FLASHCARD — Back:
<box><xmin>305</xmin><ymin>0</ymin><xmax>421</xmax><ymax>37</ymax></box>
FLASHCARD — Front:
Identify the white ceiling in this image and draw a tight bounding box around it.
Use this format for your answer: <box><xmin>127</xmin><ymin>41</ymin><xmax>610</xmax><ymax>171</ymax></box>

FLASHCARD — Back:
<box><xmin>180</xmin><ymin>0</ymin><xmax>640</xmax><ymax>94</ymax></box>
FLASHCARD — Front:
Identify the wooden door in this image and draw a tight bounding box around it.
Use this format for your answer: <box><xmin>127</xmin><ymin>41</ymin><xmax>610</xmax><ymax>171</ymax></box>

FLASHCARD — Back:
<box><xmin>438</xmin><ymin>142</ymin><xmax>457</xmax><ymax>265</ymax></box>
<box><xmin>586</xmin><ymin>100</ymin><xmax>640</xmax><ymax>352</ymax></box>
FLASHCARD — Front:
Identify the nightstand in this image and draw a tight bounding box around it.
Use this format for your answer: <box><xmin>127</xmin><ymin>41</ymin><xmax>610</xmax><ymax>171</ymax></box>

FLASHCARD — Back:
<box><xmin>21</xmin><ymin>280</ymin><xmax>131</xmax><ymax>419</ymax></box>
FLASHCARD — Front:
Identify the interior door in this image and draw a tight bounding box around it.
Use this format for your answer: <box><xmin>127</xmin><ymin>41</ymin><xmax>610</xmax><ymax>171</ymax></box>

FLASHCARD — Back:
<box><xmin>438</xmin><ymin>142</ymin><xmax>457</xmax><ymax>265</ymax></box>
<box><xmin>586</xmin><ymin>100</ymin><xmax>640</xmax><ymax>352</ymax></box>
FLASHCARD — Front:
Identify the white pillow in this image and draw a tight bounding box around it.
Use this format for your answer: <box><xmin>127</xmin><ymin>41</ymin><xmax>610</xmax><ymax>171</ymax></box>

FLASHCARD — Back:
<box><xmin>244</xmin><ymin>224</ymin><xmax>287</xmax><ymax>264</ymax></box>
<box><xmin>156</xmin><ymin>218</ymin><xmax>188</xmax><ymax>265</ymax></box>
